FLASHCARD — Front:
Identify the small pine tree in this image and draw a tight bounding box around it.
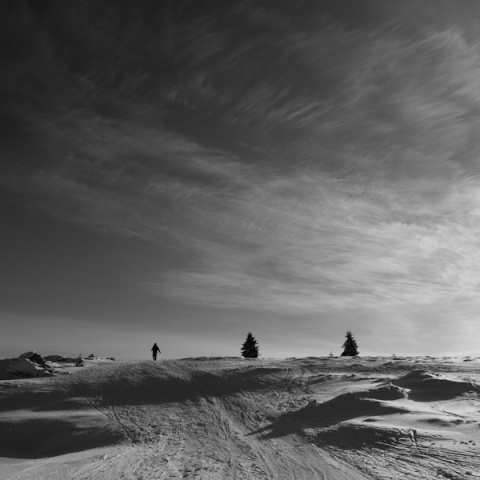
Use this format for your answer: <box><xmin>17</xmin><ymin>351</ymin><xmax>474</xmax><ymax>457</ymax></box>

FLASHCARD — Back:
<box><xmin>241</xmin><ymin>332</ymin><xmax>259</xmax><ymax>358</ymax></box>
<box><xmin>341</xmin><ymin>331</ymin><xmax>359</xmax><ymax>356</ymax></box>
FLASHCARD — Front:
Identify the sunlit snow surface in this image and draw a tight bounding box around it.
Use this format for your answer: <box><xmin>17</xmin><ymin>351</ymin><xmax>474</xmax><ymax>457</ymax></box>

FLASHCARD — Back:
<box><xmin>1</xmin><ymin>356</ymin><xmax>480</xmax><ymax>479</ymax></box>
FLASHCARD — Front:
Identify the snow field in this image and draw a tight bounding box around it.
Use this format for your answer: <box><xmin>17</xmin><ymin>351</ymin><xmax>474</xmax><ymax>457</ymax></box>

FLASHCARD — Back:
<box><xmin>1</xmin><ymin>356</ymin><xmax>480</xmax><ymax>479</ymax></box>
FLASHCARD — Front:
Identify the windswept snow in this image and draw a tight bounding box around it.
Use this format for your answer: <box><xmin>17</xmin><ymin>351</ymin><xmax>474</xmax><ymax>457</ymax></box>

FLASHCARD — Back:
<box><xmin>1</xmin><ymin>356</ymin><xmax>480</xmax><ymax>479</ymax></box>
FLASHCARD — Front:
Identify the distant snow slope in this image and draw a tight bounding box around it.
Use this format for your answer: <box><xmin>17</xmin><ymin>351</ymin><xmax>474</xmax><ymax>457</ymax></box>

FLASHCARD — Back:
<box><xmin>1</xmin><ymin>356</ymin><xmax>480</xmax><ymax>479</ymax></box>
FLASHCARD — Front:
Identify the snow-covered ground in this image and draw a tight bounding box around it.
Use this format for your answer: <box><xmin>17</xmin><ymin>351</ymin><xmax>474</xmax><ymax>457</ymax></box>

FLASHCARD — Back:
<box><xmin>1</xmin><ymin>355</ymin><xmax>480</xmax><ymax>479</ymax></box>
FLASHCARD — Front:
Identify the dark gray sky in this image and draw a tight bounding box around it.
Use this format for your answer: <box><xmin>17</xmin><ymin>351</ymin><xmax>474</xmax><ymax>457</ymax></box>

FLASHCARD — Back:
<box><xmin>2</xmin><ymin>0</ymin><xmax>480</xmax><ymax>359</ymax></box>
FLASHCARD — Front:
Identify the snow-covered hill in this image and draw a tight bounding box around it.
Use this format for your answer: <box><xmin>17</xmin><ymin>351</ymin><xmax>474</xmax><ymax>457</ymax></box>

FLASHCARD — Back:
<box><xmin>1</xmin><ymin>356</ymin><xmax>480</xmax><ymax>479</ymax></box>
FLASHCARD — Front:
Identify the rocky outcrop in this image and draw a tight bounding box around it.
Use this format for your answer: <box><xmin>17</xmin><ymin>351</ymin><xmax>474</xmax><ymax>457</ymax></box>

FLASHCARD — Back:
<box><xmin>6</xmin><ymin>352</ymin><xmax>53</xmax><ymax>378</ymax></box>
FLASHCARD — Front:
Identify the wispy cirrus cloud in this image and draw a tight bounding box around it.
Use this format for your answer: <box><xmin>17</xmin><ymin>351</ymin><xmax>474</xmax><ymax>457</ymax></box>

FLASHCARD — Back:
<box><xmin>3</xmin><ymin>1</ymin><xmax>480</xmax><ymax>325</ymax></box>
<box><xmin>149</xmin><ymin>167</ymin><xmax>480</xmax><ymax>313</ymax></box>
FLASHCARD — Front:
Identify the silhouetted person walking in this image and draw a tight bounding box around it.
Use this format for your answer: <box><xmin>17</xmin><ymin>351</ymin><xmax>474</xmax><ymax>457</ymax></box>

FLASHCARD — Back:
<box><xmin>151</xmin><ymin>343</ymin><xmax>161</xmax><ymax>361</ymax></box>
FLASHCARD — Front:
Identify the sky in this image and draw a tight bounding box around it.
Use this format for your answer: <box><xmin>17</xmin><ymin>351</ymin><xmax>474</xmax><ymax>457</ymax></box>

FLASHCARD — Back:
<box><xmin>2</xmin><ymin>0</ymin><xmax>480</xmax><ymax>359</ymax></box>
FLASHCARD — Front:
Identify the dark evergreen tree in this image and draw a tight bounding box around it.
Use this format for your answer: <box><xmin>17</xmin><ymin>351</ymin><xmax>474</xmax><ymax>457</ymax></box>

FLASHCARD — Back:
<box><xmin>241</xmin><ymin>332</ymin><xmax>259</xmax><ymax>358</ymax></box>
<box><xmin>341</xmin><ymin>331</ymin><xmax>359</xmax><ymax>356</ymax></box>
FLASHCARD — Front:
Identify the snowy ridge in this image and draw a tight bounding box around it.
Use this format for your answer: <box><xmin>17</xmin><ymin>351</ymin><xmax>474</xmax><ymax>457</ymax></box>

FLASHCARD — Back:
<box><xmin>1</xmin><ymin>356</ymin><xmax>480</xmax><ymax>479</ymax></box>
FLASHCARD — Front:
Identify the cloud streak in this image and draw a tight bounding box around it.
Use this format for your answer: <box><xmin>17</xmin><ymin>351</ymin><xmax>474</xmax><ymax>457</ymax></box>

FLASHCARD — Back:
<box><xmin>151</xmin><ymin>168</ymin><xmax>480</xmax><ymax>313</ymax></box>
<box><xmin>3</xmin><ymin>1</ymin><xmax>480</xmax><ymax>324</ymax></box>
